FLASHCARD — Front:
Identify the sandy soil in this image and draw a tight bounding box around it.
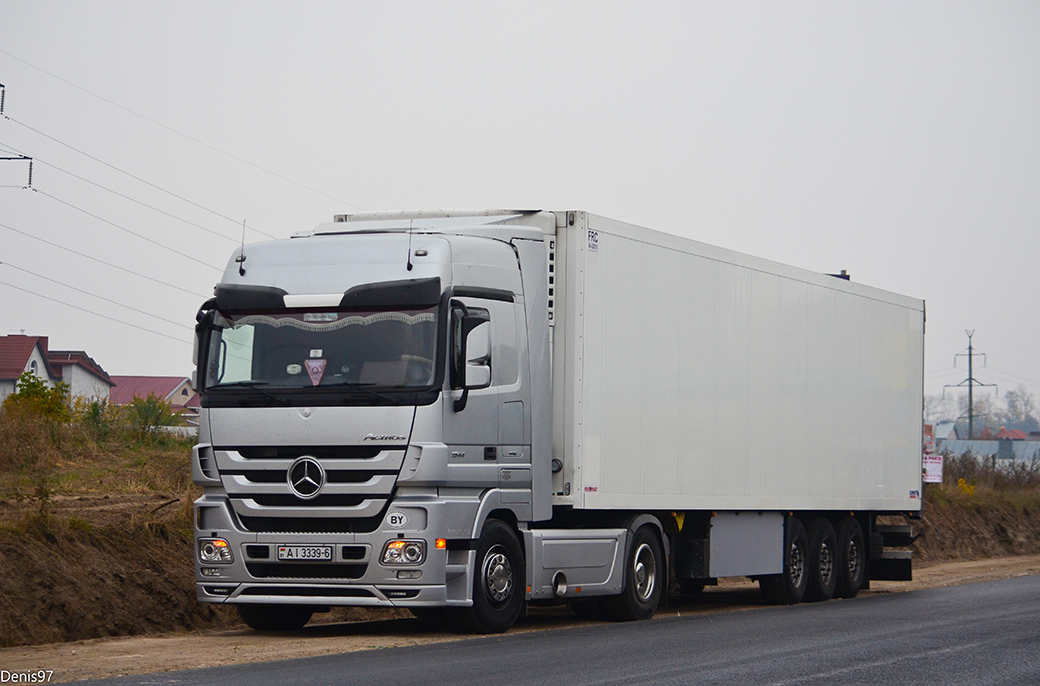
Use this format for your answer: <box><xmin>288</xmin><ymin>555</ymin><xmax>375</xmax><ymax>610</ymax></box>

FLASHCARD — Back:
<box><xmin>3</xmin><ymin>554</ymin><xmax>1038</xmax><ymax>683</ymax></box>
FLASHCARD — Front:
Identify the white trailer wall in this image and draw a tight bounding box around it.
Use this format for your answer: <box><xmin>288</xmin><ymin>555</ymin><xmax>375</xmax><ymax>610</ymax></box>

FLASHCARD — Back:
<box><xmin>556</xmin><ymin>213</ymin><xmax>924</xmax><ymax>513</ymax></box>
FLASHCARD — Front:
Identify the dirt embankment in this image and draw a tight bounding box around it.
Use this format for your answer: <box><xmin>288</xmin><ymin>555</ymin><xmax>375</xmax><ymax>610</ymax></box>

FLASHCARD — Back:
<box><xmin>0</xmin><ymin>495</ymin><xmax>239</xmax><ymax>646</ymax></box>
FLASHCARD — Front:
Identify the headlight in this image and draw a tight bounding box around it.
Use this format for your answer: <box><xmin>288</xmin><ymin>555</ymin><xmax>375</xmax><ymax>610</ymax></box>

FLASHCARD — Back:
<box><xmin>199</xmin><ymin>538</ymin><xmax>234</xmax><ymax>563</ymax></box>
<box><xmin>381</xmin><ymin>539</ymin><xmax>426</xmax><ymax>565</ymax></box>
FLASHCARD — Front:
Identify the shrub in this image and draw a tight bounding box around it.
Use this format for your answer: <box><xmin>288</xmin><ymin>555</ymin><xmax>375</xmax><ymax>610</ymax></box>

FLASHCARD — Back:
<box><xmin>127</xmin><ymin>393</ymin><xmax>183</xmax><ymax>435</ymax></box>
<box><xmin>2</xmin><ymin>372</ymin><xmax>70</xmax><ymax>422</ymax></box>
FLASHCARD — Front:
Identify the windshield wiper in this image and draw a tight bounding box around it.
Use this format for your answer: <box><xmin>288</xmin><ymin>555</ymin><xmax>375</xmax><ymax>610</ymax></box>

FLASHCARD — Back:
<box><xmin>212</xmin><ymin>381</ymin><xmax>290</xmax><ymax>406</ymax></box>
<box><xmin>322</xmin><ymin>381</ymin><xmax>401</xmax><ymax>405</ymax></box>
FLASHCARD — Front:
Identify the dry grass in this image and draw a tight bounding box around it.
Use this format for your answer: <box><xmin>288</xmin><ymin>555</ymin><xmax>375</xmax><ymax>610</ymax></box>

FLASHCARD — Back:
<box><xmin>927</xmin><ymin>450</ymin><xmax>1040</xmax><ymax>511</ymax></box>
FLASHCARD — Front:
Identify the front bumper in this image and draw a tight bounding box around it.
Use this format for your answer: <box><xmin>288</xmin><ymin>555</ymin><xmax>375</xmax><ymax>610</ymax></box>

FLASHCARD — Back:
<box><xmin>193</xmin><ymin>492</ymin><xmax>474</xmax><ymax>608</ymax></box>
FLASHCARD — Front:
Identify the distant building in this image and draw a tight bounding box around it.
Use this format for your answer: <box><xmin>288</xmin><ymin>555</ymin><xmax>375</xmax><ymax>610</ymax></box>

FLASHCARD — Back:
<box><xmin>109</xmin><ymin>375</ymin><xmax>199</xmax><ymax>421</ymax></box>
<box><xmin>0</xmin><ymin>334</ymin><xmax>114</xmax><ymax>401</ymax></box>
<box><xmin>48</xmin><ymin>349</ymin><xmax>115</xmax><ymax>400</ymax></box>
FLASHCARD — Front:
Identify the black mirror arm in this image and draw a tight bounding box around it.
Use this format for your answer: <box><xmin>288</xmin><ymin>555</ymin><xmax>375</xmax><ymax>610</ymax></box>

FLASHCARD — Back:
<box><xmin>453</xmin><ymin>388</ymin><xmax>470</xmax><ymax>413</ymax></box>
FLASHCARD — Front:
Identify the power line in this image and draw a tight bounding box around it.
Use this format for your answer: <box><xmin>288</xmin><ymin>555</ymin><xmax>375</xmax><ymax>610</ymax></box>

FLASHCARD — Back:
<box><xmin>0</xmin><ymin>221</ymin><xmax>208</xmax><ymax>298</ymax></box>
<box><xmin>3</xmin><ymin>113</ymin><xmax>276</xmax><ymax>239</ymax></box>
<box><xmin>0</xmin><ymin>279</ymin><xmax>190</xmax><ymax>345</ymax></box>
<box><xmin>983</xmin><ymin>367</ymin><xmax>1040</xmax><ymax>388</ymax></box>
<box><xmin>974</xmin><ymin>336</ymin><xmax>1040</xmax><ymax>359</ymax></box>
<box><xmin>0</xmin><ymin>261</ymin><xmax>193</xmax><ymax>331</ymax></box>
<box><xmin>0</xmin><ymin>48</ymin><xmax>364</xmax><ymax>211</ymax></box>
<box><xmin>1</xmin><ymin>141</ymin><xmax>239</xmax><ymax>244</ymax></box>
<box><xmin>34</xmin><ymin>188</ymin><xmax>222</xmax><ymax>272</ymax></box>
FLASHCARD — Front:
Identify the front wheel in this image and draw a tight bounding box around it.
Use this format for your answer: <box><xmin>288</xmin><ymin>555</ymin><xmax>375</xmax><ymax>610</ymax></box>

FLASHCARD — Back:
<box><xmin>449</xmin><ymin>519</ymin><xmax>525</xmax><ymax>634</ymax></box>
<box><xmin>603</xmin><ymin>526</ymin><xmax>664</xmax><ymax>622</ymax></box>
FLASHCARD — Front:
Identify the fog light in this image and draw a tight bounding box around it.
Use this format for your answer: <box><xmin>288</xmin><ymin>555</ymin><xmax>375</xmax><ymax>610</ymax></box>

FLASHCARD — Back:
<box><xmin>201</xmin><ymin>567</ymin><xmax>222</xmax><ymax>577</ymax></box>
<box><xmin>381</xmin><ymin>539</ymin><xmax>425</xmax><ymax>565</ymax></box>
<box><xmin>199</xmin><ymin>538</ymin><xmax>234</xmax><ymax>563</ymax></box>
<box><xmin>397</xmin><ymin>570</ymin><xmax>423</xmax><ymax>580</ymax></box>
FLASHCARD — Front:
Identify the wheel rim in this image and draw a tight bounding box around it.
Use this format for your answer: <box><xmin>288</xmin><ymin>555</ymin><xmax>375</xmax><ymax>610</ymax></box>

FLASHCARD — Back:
<box><xmin>789</xmin><ymin>541</ymin><xmax>805</xmax><ymax>588</ymax></box>
<box><xmin>482</xmin><ymin>544</ymin><xmax>514</xmax><ymax>606</ymax></box>
<box><xmin>632</xmin><ymin>542</ymin><xmax>657</xmax><ymax>602</ymax></box>
<box><xmin>819</xmin><ymin>541</ymin><xmax>834</xmax><ymax>586</ymax></box>
<box><xmin>847</xmin><ymin>539</ymin><xmax>862</xmax><ymax>580</ymax></box>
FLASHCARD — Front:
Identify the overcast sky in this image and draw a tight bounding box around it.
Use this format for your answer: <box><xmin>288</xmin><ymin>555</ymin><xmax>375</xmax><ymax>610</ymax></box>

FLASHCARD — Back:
<box><xmin>1</xmin><ymin>1</ymin><xmax>1038</xmax><ymax>407</ymax></box>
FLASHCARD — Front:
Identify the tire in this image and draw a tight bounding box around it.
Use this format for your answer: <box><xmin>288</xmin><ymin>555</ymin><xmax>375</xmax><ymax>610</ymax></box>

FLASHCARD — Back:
<box><xmin>760</xmin><ymin>517</ymin><xmax>809</xmax><ymax>605</ymax></box>
<box><xmin>834</xmin><ymin>516</ymin><xmax>866</xmax><ymax>599</ymax></box>
<box><xmin>237</xmin><ymin>604</ymin><xmax>313</xmax><ymax>632</ymax></box>
<box><xmin>603</xmin><ymin>526</ymin><xmax>664</xmax><ymax>622</ymax></box>
<box><xmin>804</xmin><ymin>518</ymin><xmax>838</xmax><ymax>602</ymax></box>
<box><xmin>449</xmin><ymin>519</ymin><xmax>525</xmax><ymax>634</ymax></box>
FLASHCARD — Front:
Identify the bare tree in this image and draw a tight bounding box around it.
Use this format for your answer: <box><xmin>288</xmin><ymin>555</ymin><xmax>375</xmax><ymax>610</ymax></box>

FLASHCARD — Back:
<box><xmin>995</xmin><ymin>385</ymin><xmax>1040</xmax><ymax>432</ymax></box>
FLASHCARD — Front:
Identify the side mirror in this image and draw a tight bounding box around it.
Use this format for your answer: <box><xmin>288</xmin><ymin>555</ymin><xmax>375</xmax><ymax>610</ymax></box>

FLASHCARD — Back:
<box><xmin>463</xmin><ymin>322</ymin><xmax>491</xmax><ymax>390</ymax></box>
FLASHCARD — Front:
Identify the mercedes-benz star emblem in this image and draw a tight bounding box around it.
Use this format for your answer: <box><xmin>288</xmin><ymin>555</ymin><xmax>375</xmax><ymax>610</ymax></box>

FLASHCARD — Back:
<box><xmin>287</xmin><ymin>457</ymin><xmax>325</xmax><ymax>500</ymax></box>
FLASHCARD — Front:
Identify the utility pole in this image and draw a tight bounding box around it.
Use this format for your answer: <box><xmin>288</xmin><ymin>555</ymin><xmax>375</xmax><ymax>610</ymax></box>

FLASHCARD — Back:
<box><xmin>944</xmin><ymin>330</ymin><xmax>996</xmax><ymax>439</ymax></box>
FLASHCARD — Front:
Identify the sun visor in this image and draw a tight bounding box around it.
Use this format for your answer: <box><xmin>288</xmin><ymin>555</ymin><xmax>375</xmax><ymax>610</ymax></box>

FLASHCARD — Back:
<box><xmin>214</xmin><ymin>284</ymin><xmax>289</xmax><ymax>310</ymax></box>
<box><xmin>340</xmin><ymin>278</ymin><xmax>442</xmax><ymax>308</ymax></box>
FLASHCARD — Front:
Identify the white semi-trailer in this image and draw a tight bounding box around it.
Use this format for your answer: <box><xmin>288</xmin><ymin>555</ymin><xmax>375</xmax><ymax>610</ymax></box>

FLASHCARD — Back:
<box><xmin>192</xmin><ymin>210</ymin><xmax>924</xmax><ymax>633</ymax></box>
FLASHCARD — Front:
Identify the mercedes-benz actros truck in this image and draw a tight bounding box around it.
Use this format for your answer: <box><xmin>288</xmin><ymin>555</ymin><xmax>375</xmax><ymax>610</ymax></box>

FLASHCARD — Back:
<box><xmin>192</xmin><ymin>210</ymin><xmax>924</xmax><ymax>633</ymax></box>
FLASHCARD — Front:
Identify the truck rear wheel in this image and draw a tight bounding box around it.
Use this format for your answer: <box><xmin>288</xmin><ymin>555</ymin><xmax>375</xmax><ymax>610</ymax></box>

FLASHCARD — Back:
<box><xmin>603</xmin><ymin>526</ymin><xmax>664</xmax><ymax>622</ymax></box>
<box><xmin>834</xmin><ymin>516</ymin><xmax>866</xmax><ymax>598</ymax></box>
<box><xmin>449</xmin><ymin>519</ymin><xmax>525</xmax><ymax>634</ymax></box>
<box><xmin>237</xmin><ymin>604</ymin><xmax>314</xmax><ymax>632</ymax></box>
<box><xmin>760</xmin><ymin>517</ymin><xmax>808</xmax><ymax>605</ymax></box>
<box><xmin>804</xmin><ymin>518</ymin><xmax>837</xmax><ymax>602</ymax></box>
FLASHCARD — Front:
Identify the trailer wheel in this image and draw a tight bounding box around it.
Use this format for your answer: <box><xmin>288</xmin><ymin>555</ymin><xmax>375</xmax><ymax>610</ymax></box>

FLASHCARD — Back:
<box><xmin>449</xmin><ymin>519</ymin><xmax>525</xmax><ymax>634</ymax></box>
<box><xmin>760</xmin><ymin>517</ymin><xmax>809</xmax><ymax>605</ymax></box>
<box><xmin>603</xmin><ymin>526</ymin><xmax>664</xmax><ymax>622</ymax></box>
<box><xmin>804</xmin><ymin>518</ymin><xmax>838</xmax><ymax>602</ymax></box>
<box><xmin>237</xmin><ymin>604</ymin><xmax>313</xmax><ymax>632</ymax></box>
<box><xmin>834</xmin><ymin>516</ymin><xmax>866</xmax><ymax>598</ymax></box>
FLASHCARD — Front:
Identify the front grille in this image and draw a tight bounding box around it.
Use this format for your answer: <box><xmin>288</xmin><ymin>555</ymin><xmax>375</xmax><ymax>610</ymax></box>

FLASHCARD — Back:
<box><xmin>246</xmin><ymin>563</ymin><xmax>367</xmax><ymax>579</ymax></box>
<box><xmin>214</xmin><ymin>445</ymin><xmax>405</xmax><ymax>523</ymax></box>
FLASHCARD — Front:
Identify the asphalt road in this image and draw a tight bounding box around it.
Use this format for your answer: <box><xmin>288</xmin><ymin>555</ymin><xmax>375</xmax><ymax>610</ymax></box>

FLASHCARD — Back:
<box><xmin>81</xmin><ymin>574</ymin><xmax>1040</xmax><ymax>686</ymax></box>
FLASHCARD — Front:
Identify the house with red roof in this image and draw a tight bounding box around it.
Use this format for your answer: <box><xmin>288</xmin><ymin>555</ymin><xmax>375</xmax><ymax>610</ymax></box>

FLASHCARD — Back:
<box><xmin>109</xmin><ymin>375</ymin><xmax>199</xmax><ymax>420</ymax></box>
<box><xmin>995</xmin><ymin>427</ymin><xmax>1035</xmax><ymax>441</ymax></box>
<box><xmin>1</xmin><ymin>334</ymin><xmax>114</xmax><ymax>401</ymax></box>
<box><xmin>0</xmin><ymin>335</ymin><xmax>58</xmax><ymax>400</ymax></box>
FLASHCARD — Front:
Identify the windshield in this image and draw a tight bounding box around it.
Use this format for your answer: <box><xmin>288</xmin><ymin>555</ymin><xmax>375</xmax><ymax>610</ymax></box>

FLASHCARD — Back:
<box><xmin>203</xmin><ymin>305</ymin><xmax>438</xmax><ymax>391</ymax></box>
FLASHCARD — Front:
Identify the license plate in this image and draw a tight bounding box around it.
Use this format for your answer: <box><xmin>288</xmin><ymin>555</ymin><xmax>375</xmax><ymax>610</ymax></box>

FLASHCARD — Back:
<box><xmin>277</xmin><ymin>545</ymin><xmax>332</xmax><ymax>561</ymax></box>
